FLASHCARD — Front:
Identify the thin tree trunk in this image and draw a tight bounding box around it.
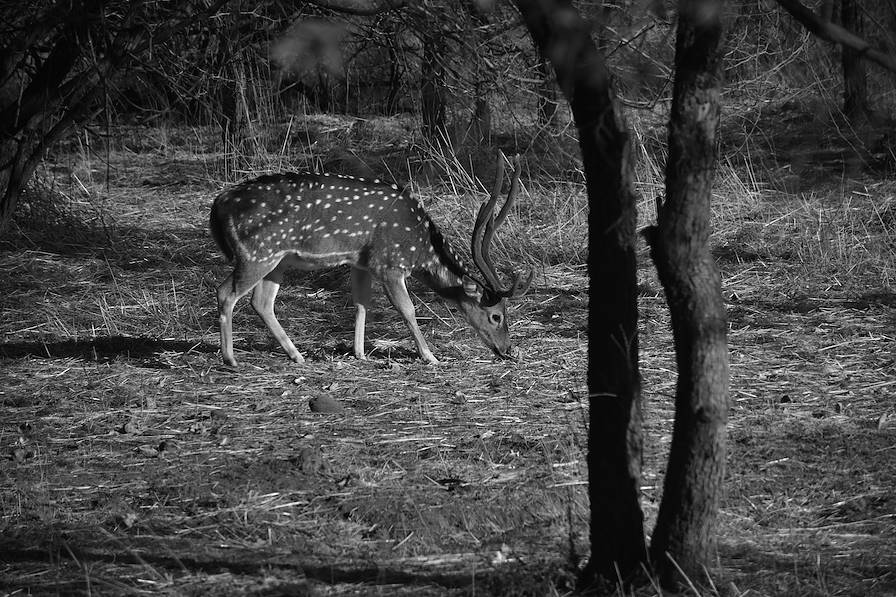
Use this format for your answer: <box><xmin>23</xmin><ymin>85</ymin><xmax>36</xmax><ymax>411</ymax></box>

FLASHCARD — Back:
<box><xmin>536</xmin><ymin>58</ymin><xmax>559</xmax><ymax>129</ymax></box>
<box><xmin>0</xmin><ymin>0</ymin><xmax>228</xmax><ymax>233</ymax></box>
<box><xmin>775</xmin><ymin>0</ymin><xmax>896</xmax><ymax>73</ymax></box>
<box><xmin>470</xmin><ymin>84</ymin><xmax>492</xmax><ymax>145</ymax></box>
<box><xmin>421</xmin><ymin>32</ymin><xmax>447</xmax><ymax>142</ymax></box>
<box><xmin>515</xmin><ymin>0</ymin><xmax>646</xmax><ymax>587</ymax></box>
<box><xmin>386</xmin><ymin>27</ymin><xmax>402</xmax><ymax>114</ymax></box>
<box><xmin>647</xmin><ymin>0</ymin><xmax>729</xmax><ymax>588</ymax></box>
<box><xmin>0</xmin><ymin>1</ymin><xmax>99</xmax><ymax>231</ymax></box>
<box><xmin>840</xmin><ymin>0</ymin><xmax>870</xmax><ymax>122</ymax></box>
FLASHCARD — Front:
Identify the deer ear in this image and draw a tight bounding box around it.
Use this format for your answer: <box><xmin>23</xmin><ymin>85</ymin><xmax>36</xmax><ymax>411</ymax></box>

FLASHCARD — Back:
<box><xmin>462</xmin><ymin>277</ymin><xmax>482</xmax><ymax>299</ymax></box>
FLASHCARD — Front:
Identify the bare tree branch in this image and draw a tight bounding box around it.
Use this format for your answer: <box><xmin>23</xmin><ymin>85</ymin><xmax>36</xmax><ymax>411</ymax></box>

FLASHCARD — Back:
<box><xmin>776</xmin><ymin>0</ymin><xmax>896</xmax><ymax>73</ymax></box>
<box><xmin>0</xmin><ymin>0</ymin><xmax>233</xmax><ymax>232</ymax></box>
<box><xmin>307</xmin><ymin>0</ymin><xmax>406</xmax><ymax>15</ymax></box>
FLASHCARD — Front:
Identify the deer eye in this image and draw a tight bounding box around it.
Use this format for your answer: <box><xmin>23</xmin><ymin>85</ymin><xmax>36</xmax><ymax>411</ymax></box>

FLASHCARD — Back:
<box><xmin>490</xmin><ymin>313</ymin><xmax>503</xmax><ymax>326</ymax></box>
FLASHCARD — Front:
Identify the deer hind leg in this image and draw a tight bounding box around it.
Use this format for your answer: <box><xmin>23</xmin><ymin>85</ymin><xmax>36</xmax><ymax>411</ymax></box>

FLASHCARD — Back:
<box><xmin>250</xmin><ymin>261</ymin><xmax>305</xmax><ymax>364</ymax></box>
<box><xmin>351</xmin><ymin>266</ymin><xmax>372</xmax><ymax>360</ymax></box>
<box><xmin>216</xmin><ymin>272</ymin><xmax>245</xmax><ymax>367</ymax></box>
<box><xmin>217</xmin><ymin>260</ymin><xmax>280</xmax><ymax>366</ymax></box>
<box><xmin>380</xmin><ymin>270</ymin><xmax>439</xmax><ymax>364</ymax></box>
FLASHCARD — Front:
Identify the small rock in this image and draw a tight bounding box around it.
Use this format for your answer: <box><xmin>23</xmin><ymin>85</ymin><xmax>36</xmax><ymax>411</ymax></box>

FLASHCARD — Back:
<box><xmin>120</xmin><ymin>418</ymin><xmax>141</xmax><ymax>434</ymax></box>
<box><xmin>295</xmin><ymin>446</ymin><xmax>330</xmax><ymax>474</ymax></box>
<box><xmin>309</xmin><ymin>395</ymin><xmax>346</xmax><ymax>414</ymax></box>
<box><xmin>121</xmin><ymin>512</ymin><xmax>139</xmax><ymax>528</ymax></box>
<box><xmin>135</xmin><ymin>444</ymin><xmax>159</xmax><ymax>458</ymax></box>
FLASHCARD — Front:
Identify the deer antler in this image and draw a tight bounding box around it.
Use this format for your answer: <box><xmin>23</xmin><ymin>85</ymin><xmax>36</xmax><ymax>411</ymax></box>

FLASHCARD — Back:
<box><xmin>471</xmin><ymin>151</ymin><xmax>534</xmax><ymax>298</ymax></box>
<box><xmin>471</xmin><ymin>152</ymin><xmax>505</xmax><ymax>292</ymax></box>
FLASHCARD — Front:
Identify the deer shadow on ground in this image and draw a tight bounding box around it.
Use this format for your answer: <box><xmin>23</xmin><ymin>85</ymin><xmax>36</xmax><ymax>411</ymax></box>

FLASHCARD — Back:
<box><xmin>0</xmin><ymin>336</ymin><xmax>218</xmax><ymax>368</ymax></box>
<box><xmin>0</xmin><ymin>335</ymin><xmax>425</xmax><ymax>369</ymax></box>
<box><xmin>0</xmin><ymin>538</ymin><xmax>547</xmax><ymax>595</ymax></box>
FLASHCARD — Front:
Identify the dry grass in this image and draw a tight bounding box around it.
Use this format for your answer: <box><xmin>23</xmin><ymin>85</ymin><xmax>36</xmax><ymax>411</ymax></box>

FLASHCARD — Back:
<box><xmin>1</xmin><ymin>103</ymin><xmax>895</xmax><ymax>595</ymax></box>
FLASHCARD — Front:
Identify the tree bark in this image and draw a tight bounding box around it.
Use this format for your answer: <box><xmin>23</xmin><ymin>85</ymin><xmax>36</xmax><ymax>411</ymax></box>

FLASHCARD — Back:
<box><xmin>421</xmin><ymin>32</ymin><xmax>448</xmax><ymax>142</ymax></box>
<box><xmin>0</xmin><ymin>0</ymin><xmax>228</xmax><ymax>233</ymax></box>
<box><xmin>466</xmin><ymin>19</ymin><xmax>492</xmax><ymax>146</ymax></box>
<box><xmin>647</xmin><ymin>0</ymin><xmax>729</xmax><ymax>589</ymax></box>
<box><xmin>0</xmin><ymin>0</ymin><xmax>103</xmax><ymax>231</ymax></box>
<box><xmin>214</xmin><ymin>3</ymin><xmax>249</xmax><ymax>168</ymax></box>
<box><xmin>470</xmin><ymin>84</ymin><xmax>492</xmax><ymax>145</ymax></box>
<box><xmin>308</xmin><ymin>0</ymin><xmax>406</xmax><ymax>15</ymax></box>
<box><xmin>386</xmin><ymin>26</ymin><xmax>402</xmax><ymax>114</ymax></box>
<box><xmin>515</xmin><ymin>0</ymin><xmax>646</xmax><ymax>587</ymax></box>
<box><xmin>839</xmin><ymin>0</ymin><xmax>870</xmax><ymax>122</ymax></box>
<box><xmin>536</xmin><ymin>58</ymin><xmax>559</xmax><ymax>129</ymax></box>
<box><xmin>775</xmin><ymin>0</ymin><xmax>896</xmax><ymax>73</ymax></box>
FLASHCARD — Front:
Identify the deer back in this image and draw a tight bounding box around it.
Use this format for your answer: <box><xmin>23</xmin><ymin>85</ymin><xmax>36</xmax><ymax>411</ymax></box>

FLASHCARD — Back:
<box><xmin>210</xmin><ymin>173</ymin><xmax>471</xmax><ymax>281</ymax></box>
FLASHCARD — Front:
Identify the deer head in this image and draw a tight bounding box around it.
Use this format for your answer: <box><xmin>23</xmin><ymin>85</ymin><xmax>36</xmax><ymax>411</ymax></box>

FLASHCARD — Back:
<box><xmin>452</xmin><ymin>151</ymin><xmax>533</xmax><ymax>358</ymax></box>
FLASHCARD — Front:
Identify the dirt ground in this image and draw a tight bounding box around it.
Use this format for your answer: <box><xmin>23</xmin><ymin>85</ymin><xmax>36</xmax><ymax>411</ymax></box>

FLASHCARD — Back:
<box><xmin>1</xmin><ymin>118</ymin><xmax>895</xmax><ymax>595</ymax></box>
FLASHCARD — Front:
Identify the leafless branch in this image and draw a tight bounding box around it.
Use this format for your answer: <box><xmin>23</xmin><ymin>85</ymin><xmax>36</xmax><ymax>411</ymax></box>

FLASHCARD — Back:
<box><xmin>306</xmin><ymin>0</ymin><xmax>406</xmax><ymax>16</ymax></box>
<box><xmin>776</xmin><ymin>0</ymin><xmax>896</xmax><ymax>73</ymax></box>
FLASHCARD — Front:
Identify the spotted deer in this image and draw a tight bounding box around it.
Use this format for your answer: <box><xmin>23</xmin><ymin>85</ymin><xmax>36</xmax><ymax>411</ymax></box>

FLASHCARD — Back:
<box><xmin>210</xmin><ymin>151</ymin><xmax>532</xmax><ymax>366</ymax></box>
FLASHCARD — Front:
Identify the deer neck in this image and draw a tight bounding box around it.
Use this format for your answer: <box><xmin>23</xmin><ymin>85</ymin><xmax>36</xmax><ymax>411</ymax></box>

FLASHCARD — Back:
<box><xmin>412</xmin><ymin>224</ymin><xmax>475</xmax><ymax>301</ymax></box>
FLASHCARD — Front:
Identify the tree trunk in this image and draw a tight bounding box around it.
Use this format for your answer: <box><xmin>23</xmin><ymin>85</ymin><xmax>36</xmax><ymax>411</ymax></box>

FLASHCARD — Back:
<box><xmin>469</xmin><ymin>84</ymin><xmax>492</xmax><ymax>145</ymax></box>
<box><xmin>0</xmin><ymin>147</ymin><xmax>31</xmax><ymax>231</ymax></box>
<box><xmin>775</xmin><ymin>0</ymin><xmax>896</xmax><ymax>74</ymax></box>
<box><xmin>840</xmin><ymin>0</ymin><xmax>870</xmax><ymax>122</ymax></box>
<box><xmin>214</xmin><ymin>2</ymin><xmax>248</xmax><ymax>166</ymax></box>
<box><xmin>420</xmin><ymin>32</ymin><xmax>447</xmax><ymax>142</ymax></box>
<box><xmin>515</xmin><ymin>0</ymin><xmax>646</xmax><ymax>587</ymax></box>
<box><xmin>386</xmin><ymin>27</ymin><xmax>402</xmax><ymax>114</ymax></box>
<box><xmin>536</xmin><ymin>58</ymin><xmax>559</xmax><ymax>129</ymax></box>
<box><xmin>647</xmin><ymin>0</ymin><xmax>729</xmax><ymax>589</ymax></box>
<box><xmin>594</xmin><ymin>0</ymin><xmax>611</xmax><ymax>54</ymax></box>
<box><xmin>0</xmin><ymin>1</ymin><xmax>101</xmax><ymax>231</ymax></box>
<box><xmin>0</xmin><ymin>0</ymin><xmax>227</xmax><ymax>233</ymax></box>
